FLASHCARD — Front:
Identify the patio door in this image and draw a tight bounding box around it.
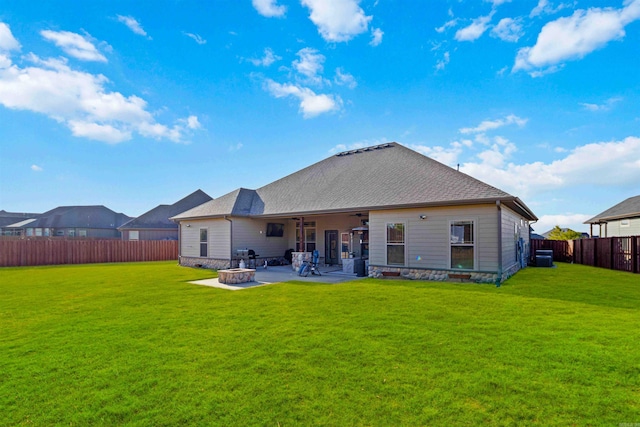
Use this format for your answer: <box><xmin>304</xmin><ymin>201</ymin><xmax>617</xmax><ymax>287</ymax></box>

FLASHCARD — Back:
<box><xmin>325</xmin><ymin>230</ymin><xmax>339</xmax><ymax>265</ymax></box>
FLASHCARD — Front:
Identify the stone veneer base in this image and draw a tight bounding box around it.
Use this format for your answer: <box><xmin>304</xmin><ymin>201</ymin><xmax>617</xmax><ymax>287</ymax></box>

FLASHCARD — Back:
<box><xmin>368</xmin><ymin>263</ymin><xmax>526</xmax><ymax>284</ymax></box>
<box><xmin>180</xmin><ymin>256</ymin><xmax>230</xmax><ymax>270</ymax></box>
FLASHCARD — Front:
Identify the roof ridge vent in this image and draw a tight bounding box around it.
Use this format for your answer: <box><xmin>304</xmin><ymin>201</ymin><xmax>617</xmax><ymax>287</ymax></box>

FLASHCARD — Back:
<box><xmin>335</xmin><ymin>142</ymin><xmax>394</xmax><ymax>157</ymax></box>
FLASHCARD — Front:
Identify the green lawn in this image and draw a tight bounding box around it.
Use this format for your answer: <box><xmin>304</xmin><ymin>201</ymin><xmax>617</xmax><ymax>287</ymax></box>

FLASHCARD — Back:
<box><xmin>1</xmin><ymin>262</ymin><xmax>639</xmax><ymax>426</ymax></box>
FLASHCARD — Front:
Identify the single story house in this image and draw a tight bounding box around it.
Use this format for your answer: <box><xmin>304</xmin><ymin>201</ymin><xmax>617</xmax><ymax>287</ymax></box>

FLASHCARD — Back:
<box><xmin>171</xmin><ymin>142</ymin><xmax>537</xmax><ymax>283</ymax></box>
<box><xmin>0</xmin><ymin>210</ymin><xmax>40</xmax><ymax>236</ymax></box>
<box><xmin>8</xmin><ymin>205</ymin><xmax>132</xmax><ymax>238</ymax></box>
<box><xmin>118</xmin><ymin>190</ymin><xmax>212</xmax><ymax>241</ymax></box>
<box><xmin>585</xmin><ymin>195</ymin><xmax>640</xmax><ymax>237</ymax></box>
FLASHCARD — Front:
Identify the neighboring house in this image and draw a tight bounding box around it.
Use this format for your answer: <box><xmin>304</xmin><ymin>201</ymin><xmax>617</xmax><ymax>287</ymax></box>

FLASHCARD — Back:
<box><xmin>118</xmin><ymin>190</ymin><xmax>212</xmax><ymax>241</ymax></box>
<box><xmin>171</xmin><ymin>143</ymin><xmax>537</xmax><ymax>284</ymax></box>
<box><xmin>8</xmin><ymin>206</ymin><xmax>132</xmax><ymax>238</ymax></box>
<box><xmin>0</xmin><ymin>210</ymin><xmax>40</xmax><ymax>236</ymax></box>
<box><xmin>585</xmin><ymin>195</ymin><xmax>640</xmax><ymax>237</ymax></box>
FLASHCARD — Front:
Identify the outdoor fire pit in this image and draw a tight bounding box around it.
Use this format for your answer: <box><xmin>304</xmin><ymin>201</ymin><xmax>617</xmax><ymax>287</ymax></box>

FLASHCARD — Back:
<box><xmin>217</xmin><ymin>268</ymin><xmax>255</xmax><ymax>285</ymax></box>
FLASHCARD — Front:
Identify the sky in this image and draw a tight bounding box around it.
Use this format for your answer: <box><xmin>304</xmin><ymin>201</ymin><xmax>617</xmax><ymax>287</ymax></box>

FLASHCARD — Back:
<box><xmin>1</xmin><ymin>0</ymin><xmax>639</xmax><ymax>235</ymax></box>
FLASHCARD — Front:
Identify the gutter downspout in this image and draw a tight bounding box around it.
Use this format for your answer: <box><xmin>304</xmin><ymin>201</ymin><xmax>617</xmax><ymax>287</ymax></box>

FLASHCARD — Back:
<box><xmin>224</xmin><ymin>216</ymin><xmax>233</xmax><ymax>268</ymax></box>
<box><xmin>177</xmin><ymin>222</ymin><xmax>182</xmax><ymax>265</ymax></box>
<box><xmin>496</xmin><ymin>201</ymin><xmax>502</xmax><ymax>287</ymax></box>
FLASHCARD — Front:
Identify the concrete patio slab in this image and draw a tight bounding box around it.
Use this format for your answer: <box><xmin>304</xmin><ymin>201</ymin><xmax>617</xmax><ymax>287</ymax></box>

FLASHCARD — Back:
<box><xmin>189</xmin><ymin>264</ymin><xmax>364</xmax><ymax>290</ymax></box>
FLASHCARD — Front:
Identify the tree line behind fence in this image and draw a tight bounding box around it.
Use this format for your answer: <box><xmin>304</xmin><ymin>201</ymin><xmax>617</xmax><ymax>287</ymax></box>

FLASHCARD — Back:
<box><xmin>530</xmin><ymin>236</ymin><xmax>640</xmax><ymax>274</ymax></box>
<box><xmin>0</xmin><ymin>239</ymin><xmax>178</xmax><ymax>267</ymax></box>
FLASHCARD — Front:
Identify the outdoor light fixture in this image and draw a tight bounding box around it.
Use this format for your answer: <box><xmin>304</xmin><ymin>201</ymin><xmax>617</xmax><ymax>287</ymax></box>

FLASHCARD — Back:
<box><xmin>186</xmin><ymin>224</ymin><xmax>191</xmax><ymax>227</ymax></box>
<box><xmin>419</xmin><ymin>215</ymin><xmax>427</xmax><ymax>220</ymax></box>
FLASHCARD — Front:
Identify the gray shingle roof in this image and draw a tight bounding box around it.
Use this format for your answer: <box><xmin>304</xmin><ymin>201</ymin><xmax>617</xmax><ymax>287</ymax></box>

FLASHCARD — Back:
<box><xmin>119</xmin><ymin>190</ymin><xmax>212</xmax><ymax>230</ymax></box>
<box><xmin>0</xmin><ymin>211</ymin><xmax>40</xmax><ymax>228</ymax></box>
<box><xmin>173</xmin><ymin>142</ymin><xmax>537</xmax><ymax>221</ymax></box>
<box><xmin>26</xmin><ymin>206</ymin><xmax>131</xmax><ymax>229</ymax></box>
<box><xmin>585</xmin><ymin>195</ymin><xmax>640</xmax><ymax>223</ymax></box>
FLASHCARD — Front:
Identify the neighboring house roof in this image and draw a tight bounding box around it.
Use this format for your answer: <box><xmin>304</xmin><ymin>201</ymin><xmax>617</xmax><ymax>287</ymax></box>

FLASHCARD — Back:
<box><xmin>173</xmin><ymin>142</ymin><xmax>537</xmax><ymax>221</ymax></box>
<box><xmin>119</xmin><ymin>190</ymin><xmax>212</xmax><ymax>230</ymax></box>
<box><xmin>530</xmin><ymin>233</ymin><xmax>545</xmax><ymax>240</ymax></box>
<box><xmin>584</xmin><ymin>195</ymin><xmax>640</xmax><ymax>223</ymax></box>
<box><xmin>0</xmin><ymin>210</ymin><xmax>40</xmax><ymax>228</ymax></box>
<box><xmin>25</xmin><ymin>206</ymin><xmax>132</xmax><ymax>229</ymax></box>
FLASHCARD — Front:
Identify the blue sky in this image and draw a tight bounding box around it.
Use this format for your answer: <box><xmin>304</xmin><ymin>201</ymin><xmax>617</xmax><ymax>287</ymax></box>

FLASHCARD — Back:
<box><xmin>1</xmin><ymin>0</ymin><xmax>639</xmax><ymax>234</ymax></box>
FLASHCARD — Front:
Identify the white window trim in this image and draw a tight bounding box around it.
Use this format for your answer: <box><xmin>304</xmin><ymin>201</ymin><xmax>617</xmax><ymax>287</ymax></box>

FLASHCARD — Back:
<box><xmin>199</xmin><ymin>227</ymin><xmax>208</xmax><ymax>258</ymax></box>
<box><xmin>448</xmin><ymin>218</ymin><xmax>478</xmax><ymax>271</ymax></box>
<box><xmin>129</xmin><ymin>230</ymin><xmax>139</xmax><ymax>241</ymax></box>
<box><xmin>385</xmin><ymin>222</ymin><xmax>407</xmax><ymax>266</ymax></box>
<box><xmin>620</xmin><ymin>219</ymin><xmax>630</xmax><ymax>227</ymax></box>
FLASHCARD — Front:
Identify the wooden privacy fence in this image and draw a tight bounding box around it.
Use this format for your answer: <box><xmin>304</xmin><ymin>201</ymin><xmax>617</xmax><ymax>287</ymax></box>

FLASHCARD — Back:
<box><xmin>573</xmin><ymin>236</ymin><xmax>639</xmax><ymax>274</ymax></box>
<box><xmin>0</xmin><ymin>240</ymin><xmax>178</xmax><ymax>267</ymax></box>
<box><xmin>530</xmin><ymin>236</ymin><xmax>639</xmax><ymax>274</ymax></box>
<box><xmin>530</xmin><ymin>239</ymin><xmax>574</xmax><ymax>263</ymax></box>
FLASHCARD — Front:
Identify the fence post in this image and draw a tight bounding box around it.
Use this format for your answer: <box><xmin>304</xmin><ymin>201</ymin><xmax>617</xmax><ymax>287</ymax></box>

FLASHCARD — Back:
<box><xmin>633</xmin><ymin>237</ymin><xmax>638</xmax><ymax>274</ymax></box>
<box><xmin>610</xmin><ymin>238</ymin><xmax>615</xmax><ymax>271</ymax></box>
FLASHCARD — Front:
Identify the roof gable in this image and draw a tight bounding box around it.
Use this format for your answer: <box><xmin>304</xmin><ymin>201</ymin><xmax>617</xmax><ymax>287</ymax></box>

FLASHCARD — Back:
<box><xmin>172</xmin><ymin>142</ymin><xmax>537</xmax><ymax>221</ymax></box>
<box><xmin>585</xmin><ymin>195</ymin><xmax>640</xmax><ymax>223</ymax></box>
<box><xmin>119</xmin><ymin>190</ymin><xmax>212</xmax><ymax>229</ymax></box>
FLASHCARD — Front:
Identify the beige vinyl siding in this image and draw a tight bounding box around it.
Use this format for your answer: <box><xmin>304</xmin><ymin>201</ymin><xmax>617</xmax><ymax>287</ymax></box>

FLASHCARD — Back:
<box><xmin>604</xmin><ymin>218</ymin><xmax>640</xmax><ymax>237</ymax></box>
<box><xmin>180</xmin><ymin>219</ymin><xmax>230</xmax><ymax>259</ymax></box>
<box><xmin>369</xmin><ymin>204</ymin><xmax>499</xmax><ymax>271</ymax></box>
<box><xmin>501</xmin><ymin>206</ymin><xmax>529</xmax><ymax>271</ymax></box>
<box><xmin>230</xmin><ymin>218</ymin><xmax>292</xmax><ymax>257</ymax></box>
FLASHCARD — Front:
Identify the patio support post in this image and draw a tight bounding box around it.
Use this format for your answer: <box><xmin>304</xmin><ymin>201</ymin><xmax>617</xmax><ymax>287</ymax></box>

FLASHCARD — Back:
<box><xmin>299</xmin><ymin>217</ymin><xmax>305</xmax><ymax>252</ymax></box>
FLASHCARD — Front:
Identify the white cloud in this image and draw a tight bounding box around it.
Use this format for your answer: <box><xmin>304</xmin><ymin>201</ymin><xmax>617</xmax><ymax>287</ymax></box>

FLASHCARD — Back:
<box><xmin>40</xmin><ymin>30</ymin><xmax>107</xmax><ymax>62</ymax></box>
<box><xmin>579</xmin><ymin>96</ymin><xmax>623</xmax><ymax>111</ymax></box>
<box><xmin>301</xmin><ymin>0</ymin><xmax>372</xmax><ymax>42</ymax></box>
<box><xmin>410</xmin><ymin>142</ymin><xmax>464</xmax><ymax>166</ymax></box>
<box><xmin>435</xmin><ymin>19</ymin><xmax>458</xmax><ymax>33</ymax></box>
<box><xmin>292</xmin><ymin>47</ymin><xmax>325</xmax><ymax>84</ymax></box>
<box><xmin>490</xmin><ymin>18</ymin><xmax>523</xmax><ymax>42</ymax></box>
<box><xmin>184</xmin><ymin>32</ymin><xmax>206</xmax><ymax>45</ymax></box>
<box><xmin>530</xmin><ymin>0</ymin><xmax>572</xmax><ymax>18</ymax></box>
<box><xmin>460</xmin><ymin>114</ymin><xmax>527</xmax><ymax>134</ymax></box>
<box><xmin>461</xmin><ymin>136</ymin><xmax>640</xmax><ymax>198</ymax></box>
<box><xmin>252</xmin><ymin>0</ymin><xmax>286</xmax><ymax>18</ymax></box>
<box><xmin>0</xmin><ymin>23</ymin><xmax>21</xmax><ymax>52</ymax></box>
<box><xmin>514</xmin><ymin>1</ymin><xmax>640</xmax><ymax>74</ymax></box>
<box><xmin>68</xmin><ymin>120</ymin><xmax>132</xmax><ymax>144</ymax></box>
<box><xmin>116</xmin><ymin>15</ymin><xmax>150</xmax><ymax>39</ymax></box>
<box><xmin>486</xmin><ymin>0</ymin><xmax>511</xmax><ymax>6</ymax></box>
<box><xmin>31</xmin><ymin>164</ymin><xmax>43</xmax><ymax>172</ymax></box>
<box><xmin>334</xmin><ymin>68</ymin><xmax>357</xmax><ymax>89</ymax></box>
<box><xmin>248</xmin><ymin>48</ymin><xmax>281</xmax><ymax>67</ymax></box>
<box><xmin>228</xmin><ymin>142</ymin><xmax>244</xmax><ymax>152</ymax></box>
<box><xmin>435</xmin><ymin>51</ymin><xmax>450</xmax><ymax>70</ymax></box>
<box><xmin>264</xmin><ymin>79</ymin><xmax>341</xmax><ymax>118</ymax></box>
<box><xmin>370</xmin><ymin>28</ymin><xmax>383</xmax><ymax>46</ymax></box>
<box><xmin>455</xmin><ymin>13</ymin><xmax>494</xmax><ymax>42</ymax></box>
<box><xmin>0</xmin><ymin>31</ymin><xmax>199</xmax><ymax>144</ymax></box>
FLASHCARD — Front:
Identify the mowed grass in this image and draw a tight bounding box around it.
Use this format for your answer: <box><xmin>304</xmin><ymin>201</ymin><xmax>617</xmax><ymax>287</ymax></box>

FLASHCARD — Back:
<box><xmin>1</xmin><ymin>262</ymin><xmax>639</xmax><ymax>426</ymax></box>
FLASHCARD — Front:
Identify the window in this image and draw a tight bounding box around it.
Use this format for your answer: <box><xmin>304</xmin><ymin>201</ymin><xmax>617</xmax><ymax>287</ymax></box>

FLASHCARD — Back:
<box><xmin>341</xmin><ymin>232</ymin><xmax>350</xmax><ymax>258</ymax></box>
<box><xmin>386</xmin><ymin>223</ymin><xmax>405</xmax><ymax>265</ymax></box>
<box><xmin>129</xmin><ymin>230</ymin><xmax>139</xmax><ymax>240</ymax></box>
<box><xmin>199</xmin><ymin>228</ymin><xmax>208</xmax><ymax>257</ymax></box>
<box><xmin>35</xmin><ymin>228</ymin><xmax>43</xmax><ymax>237</ymax></box>
<box><xmin>296</xmin><ymin>221</ymin><xmax>316</xmax><ymax>252</ymax></box>
<box><xmin>450</xmin><ymin>220</ymin><xmax>475</xmax><ymax>270</ymax></box>
<box><xmin>78</xmin><ymin>229</ymin><xmax>87</xmax><ymax>238</ymax></box>
<box><xmin>68</xmin><ymin>229</ymin><xmax>75</xmax><ymax>237</ymax></box>
<box><xmin>621</xmin><ymin>219</ymin><xmax>630</xmax><ymax>228</ymax></box>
